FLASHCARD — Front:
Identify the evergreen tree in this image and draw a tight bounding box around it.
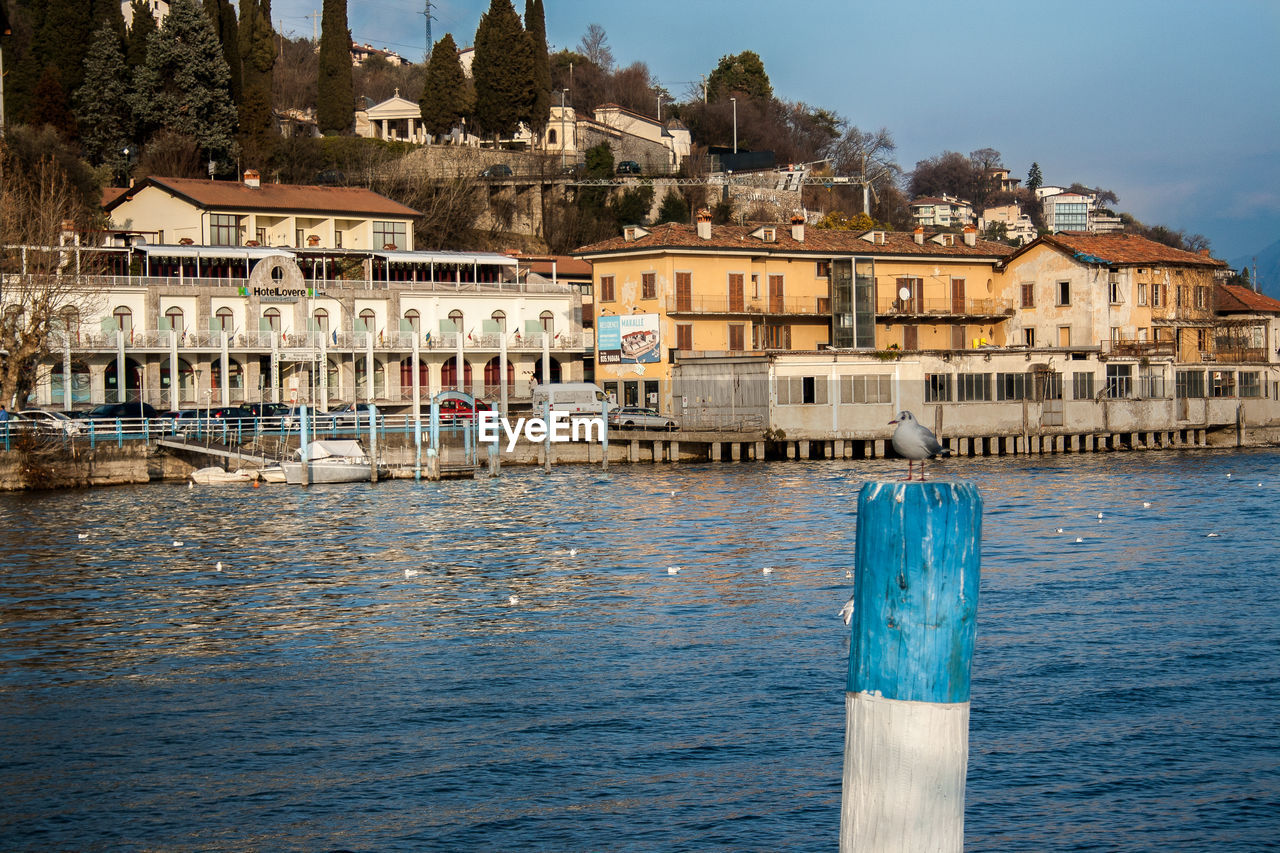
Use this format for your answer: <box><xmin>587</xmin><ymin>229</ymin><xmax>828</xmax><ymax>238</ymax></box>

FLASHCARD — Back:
<box><xmin>419</xmin><ymin>33</ymin><xmax>468</xmax><ymax>139</ymax></box>
<box><xmin>656</xmin><ymin>188</ymin><xmax>690</xmax><ymax>224</ymax></box>
<box><xmin>524</xmin><ymin>0</ymin><xmax>551</xmax><ymax>137</ymax></box>
<box><xmin>131</xmin><ymin>0</ymin><xmax>239</xmax><ymax>164</ymax></box>
<box><xmin>317</xmin><ymin>0</ymin><xmax>354</xmax><ymax>134</ymax></box>
<box><xmin>74</xmin><ymin>21</ymin><xmax>133</xmax><ymax>178</ymax></box>
<box><xmin>204</xmin><ymin>0</ymin><xmax>242</xmax><ymax>105</ymax></box>
<box><xmin>91</xmin><ymin>0</ymin><xmax>128</xmax><ymax>54</ymax></box>
<box><xmin>238</xmin><ymin>0</ymin><xmax>277</xmax><ymax>162</ymax></box>
<box><xmin>126</xmin><ymin>0</ymin><xmax>158</xmax><ymax>69</ymax></box>
<box><xmin>707</xmin><ymin>50</ymin><xmax>772</xmax><ymax>102</ymax></box>
<box><xmin>28</xmin><ymin>65</ymin><xmax>78</xmax><ymax>137</ymax></box>
<box><xmin>31</xmin><ymin>0</ymin><xmax>94</xmax><ymax>107</ymax></box>
<box><xmin>1027</xmin><ymin>161</ymin><xmax>1043</xmax><ymax>194</ymax></box>
<box><xmin>472</xmin><ymin>0</ymin><xmax>533</xmax><ymax>140</ymax></box>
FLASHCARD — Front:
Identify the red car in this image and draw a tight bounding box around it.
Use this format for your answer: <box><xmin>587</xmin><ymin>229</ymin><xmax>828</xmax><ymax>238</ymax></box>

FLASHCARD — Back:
<box><xmin>436</xmin><ymin>398</ymin><xmax>492</xmax><ymax>422</ymax></box>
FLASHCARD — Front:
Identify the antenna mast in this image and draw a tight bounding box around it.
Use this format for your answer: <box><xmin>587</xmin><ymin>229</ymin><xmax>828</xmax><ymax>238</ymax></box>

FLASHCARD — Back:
<box><xmin>423</xmin><ymin>0</ymin><xmax>434</xmax><ymax>60</ymax></box>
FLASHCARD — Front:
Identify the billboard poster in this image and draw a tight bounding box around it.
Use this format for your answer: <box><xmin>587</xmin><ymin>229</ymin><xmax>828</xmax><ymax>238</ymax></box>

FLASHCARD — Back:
<box><xmin>597</xmin><ymin>314</ymin><xmax>660</xmax><ymax>365</ymax></box>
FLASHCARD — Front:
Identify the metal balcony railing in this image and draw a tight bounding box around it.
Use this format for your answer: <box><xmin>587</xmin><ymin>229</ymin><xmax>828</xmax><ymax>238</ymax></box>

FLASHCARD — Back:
<box><xmin>875</xmin><ymin>297</ymin><xmax>1013</xmax><ymax>317</ymax></box>
<box><xmin>668</xmin><ymin>296</ymin><xmax>831</xmax><ymax>315</ymax></box>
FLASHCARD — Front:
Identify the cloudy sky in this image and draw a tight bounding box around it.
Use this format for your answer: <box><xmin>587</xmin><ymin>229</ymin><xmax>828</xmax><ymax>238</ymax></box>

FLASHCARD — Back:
<box><xmin>272</xmin><ymin>0</ymin><xmax>1280</xmax><ymax>261</ymax></box>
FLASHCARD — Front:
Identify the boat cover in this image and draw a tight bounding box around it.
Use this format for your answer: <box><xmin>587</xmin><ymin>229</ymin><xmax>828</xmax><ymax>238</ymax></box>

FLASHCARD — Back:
<box><xmin>298</xmin><ymin>439</ymin><xmax>367</xmax><ymax>461</ymax></box>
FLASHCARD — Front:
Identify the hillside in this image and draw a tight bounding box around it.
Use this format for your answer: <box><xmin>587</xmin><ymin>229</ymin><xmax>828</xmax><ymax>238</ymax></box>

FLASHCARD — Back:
<box><xmin>1231</xmin><ymin>237</ymin><xmax>1280</xmax><ymax>300</ymax></box>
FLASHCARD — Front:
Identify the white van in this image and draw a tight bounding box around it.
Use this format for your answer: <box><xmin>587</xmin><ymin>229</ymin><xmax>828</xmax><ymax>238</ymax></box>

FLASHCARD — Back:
<box><xmin>530</xmin><ymin>382</ymin><xmax>617</xmax><ymax>416</ymax></box>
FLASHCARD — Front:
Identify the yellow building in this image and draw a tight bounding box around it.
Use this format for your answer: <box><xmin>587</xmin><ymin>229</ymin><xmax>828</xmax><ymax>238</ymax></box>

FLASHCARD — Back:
<box><xmin>574</xmin><ymin>217</ymin><xmax>1014</xmax><ymax>409</ymax></box>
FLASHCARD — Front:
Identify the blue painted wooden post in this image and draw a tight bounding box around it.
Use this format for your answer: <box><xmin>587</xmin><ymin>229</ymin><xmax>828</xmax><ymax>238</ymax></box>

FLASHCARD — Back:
<box><xmin>601</xmin><ymin>397</ymin><xmax>610</xmax><ymax>471</ymax></box>
<box><xmin>414</xmin><ymin>416</ymin><xmax>422</xmax><ymax>482</ymax></box>
<box><xmin>299</xmin><ymin>405</ymin><xmax>310</xmax><ymax>487</ymax></box>
<box><xmin>840</xmin><ymin>481</ymin><xmax>982</xmax><ymax>853</ymax></box>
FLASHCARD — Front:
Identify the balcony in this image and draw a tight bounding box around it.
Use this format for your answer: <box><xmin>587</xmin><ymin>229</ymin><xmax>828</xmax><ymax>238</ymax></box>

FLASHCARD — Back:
<box><xmin>48</xmin><ymin>329</ymin><xmax>589</xmax><ymax>356</ymax></box>
<box><xmin>1212</xmin><ymin>347</ymin><xmax>1269</xmax><ymax>364</ymax></box>
<box><xmin>875</xmin><ymin>297</ymin><xmax>1013</xmax><ymax>320</ymax></box>
<box><xmin>1101</xmin><ymin>339</ymin><xmax>1177</xmax><ymax>358</ymax></box>
<box><xmin>667</xmin><ymin>296</ymin><xmax>831</xmax><ymax>316</ymax></box>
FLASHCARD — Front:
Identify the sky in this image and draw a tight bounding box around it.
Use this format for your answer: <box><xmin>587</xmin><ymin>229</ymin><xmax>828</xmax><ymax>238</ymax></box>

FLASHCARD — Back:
<box><xmin>270</xmin><ymin>0</ymin><xmax>1280</xmax><ymax>262</ymax></box>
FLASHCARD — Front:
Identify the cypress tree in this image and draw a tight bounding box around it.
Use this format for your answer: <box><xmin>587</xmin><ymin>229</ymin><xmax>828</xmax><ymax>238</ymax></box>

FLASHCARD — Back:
<box><xmin>524</xmin><ymin>0</ymin><xmax>551</xmax><ymax>137</ymax></box>
<box><xmin>317</xmin><ymin>0</ymin><xmax>354</xmax><ymax>134</ymax></box>
<box><xmin>656</xmin><ymin>188</ymin><xmax>690</xmax><ymax>224</ymax></box>
<box><xmin>418</xmin><ymin>33</ymin><xmax>467</xmax><ymax>139</ymax></box>
<box><xmin>74</xmin><ymin>20</ymin><xmax>133</xmax><ymax>176</ymax></box>
<box><xmin>238</xmin><ymin>0</ymin><xmax>276</xmax><ymax>162</ymax></box>
<box><xmin>132</xmin><ymin>0</ymin><xmax>239</xmax><ymax>164</ymax></box>
<box><xmin>472</xmin><ymin>0</ymin><xmax>533</xmax><ymax>140</ymax></box>
<box><xmin>31</xmin><ymin>0</ymin><xmax>94</xmax><ymax>102</ymax></box>
<box><xmin>125</xmin><ymin>0</ymin><xmax>157</xmax><ymax>69</ymax></box>
<box><xmin>205</xmin><ymin>0</ymin><xmax>242</xmax><ymax>105</ymax></box>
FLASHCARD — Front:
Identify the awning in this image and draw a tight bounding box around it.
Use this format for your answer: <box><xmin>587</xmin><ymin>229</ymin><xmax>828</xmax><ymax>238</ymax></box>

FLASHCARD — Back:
<box><xmin>137</xmin><ymin>244</ymin><xmax>298</xmax><ymax>260</ymax></box>
<box><xmin>374</xmin><ymin>250</ymin><xmax>518</xmax><ymax>267</ymax></box>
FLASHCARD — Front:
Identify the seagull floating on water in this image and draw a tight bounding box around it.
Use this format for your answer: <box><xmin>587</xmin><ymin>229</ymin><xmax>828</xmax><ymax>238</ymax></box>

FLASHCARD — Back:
<box><xmin>1143</xmin><ymin>502</ymin><xmax>1152</xmax><ymax>508</ymax></box>
<box><xmin>1056</xmin><ymin>527</ymin><xmax>1064</xmax><ymax>534</ymax></box>
<box><xmin>172</xmin><ymin>540</ymin><xmax>184</xmax><ymax>547</ymax></box>
<box><xmin>761</xmin><ymin>566</ymin><xmax>774</xmax><ymax>575</ymax></box>
<box><xmin>1075</xmin><ymin>537</ymin><xmax>1085</xmax><ymax>543</ymax></box>
<box><xmin>78</xmin><ymin>533</ymin><xmax>89</xmax><ymax>540</ymax></box>
<box><xmin>1098</xmin><ymin>512</ymin><xmax>1104</xmax><ymax>520</ymax></box>
<box><xmin>667</xmin><ymin>566</ymin><xmax>681</xmax><ymax>575</ymax></box>
<box><xmin>404</xmin><ymin>568</ymin><xmax>421</xmax><ymax>578</ymax></box>
<box><xmin>568</xmin><ymin>548</ymin><xmax>578</xmax><ymax>557</ymax></box>
<box><xmin>216</xmin><ymin>561</ymin><xmax>223</xmax><ymax>572</ymax></box>
<box><xmin>839</xmin><ymin>596</ymin><xmax>856</xmax><ymax>626</ymax></box>
<box><xmin>889</xmin><ymin>411</ymin><xmax>950</xmax><ymax>481</ymax></box>
<box><xmin>508</xmin><ymin>594</ymin><xmax>520</xmax><ymax>605</ymax></box>
<box><xmin>1207</xmin><ymin>533</ymin><xmax>1220</xmax><ymax>538</ymax></box>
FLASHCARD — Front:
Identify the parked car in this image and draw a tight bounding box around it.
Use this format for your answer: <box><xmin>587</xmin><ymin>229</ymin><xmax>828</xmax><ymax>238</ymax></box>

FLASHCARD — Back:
<box><xmin>208</xmin><ymin>406</ymin><xmax>257</xmax><ymax>428</ymax></box>
<box><xmin>17</xmin><ymin>409</ymin><xmax>83</xmax><ymax>435</ymax></box>
<box><xmin>435</xmin><ymin>397</ymin><xmax>493</xmax><ymax>422</ymax></box>
<box><xmin>616</xmin><ymin>160</ymin><xmax>642</xmax><ymax>175</ymax></box>
<box><xmin>329</xmin><ymin>402</ymin><xmax>385</xmax><ymax>428</ymax></box>
<box><xmin>559</xmin><ymin>162</ymin><xmax>586</xmax><ymax>176</ymax></box>
<box><xmin>478</xmin><ymin>164</ymin><xmax>513</xmax><ymax>178</ymax></box>
<box><xmin>245</xmin><ymin>402</ymin><xmax>292</xmax><ymax>419</ymax></box>
<box><xmin>608</xmin><ymin>406</ymin><xmax>678</xmax><ymax>431</ymax></box>
<box><xmin>84</xmin><ymin>402</ymin><xmax>161</xmax><ymax>421</ymax></box>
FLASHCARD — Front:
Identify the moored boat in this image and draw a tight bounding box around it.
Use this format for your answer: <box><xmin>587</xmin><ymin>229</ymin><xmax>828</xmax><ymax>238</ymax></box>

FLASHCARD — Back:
<box><xmin>281</xmin><ymin>439</ymin><xmax>372</xmax><ymax>484</ymax></box>
<box><xmin>190</xmin><ymin>466</ymin><xmax>259</xmax><ymax>485</ymax></box>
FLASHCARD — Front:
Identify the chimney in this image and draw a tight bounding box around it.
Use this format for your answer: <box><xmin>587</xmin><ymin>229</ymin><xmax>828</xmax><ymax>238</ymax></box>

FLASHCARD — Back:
<box><xmin>696</xmin><ymin>208</ymin><xmax>712</xmax><ymax>240</ymax></box>
<box><xmin>790</xmin><ymin>214</ymin><xmax>805</xmax><ymax>243</ymax></box>
<box><xmin>914</xmin><ymin>226</ymin><xmax>925</xmax><ymax>245</ymax></box>
<box><xmin>243</xmin><ymin>169</ymin><xmax>261</xmax><ymax>188</ymax></box>
<box><xmin>963</xmin><ymin>224</ymin><xmax>977</xmax><ymax>247</ymax></box>
<box><xmin>1198</xmin><ymin>248</ymin><xmax>1210</xmax><ymax>257</ymax></box>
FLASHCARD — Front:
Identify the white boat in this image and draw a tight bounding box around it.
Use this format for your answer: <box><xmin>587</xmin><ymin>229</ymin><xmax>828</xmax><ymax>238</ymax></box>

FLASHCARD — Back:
<box><xmin>258</xmin><ymin>465</ymin><xmax>287</xmax><ymax>484</ymax></box>
<box><xmin>281</xmin><ymin>439</ymin><xmax>372</xmax><ymax>484</ymax></box>
<box><xmin>190</xmin><ymin>466</ymin><xmax>259</xmax><ymax>485</ymax></box>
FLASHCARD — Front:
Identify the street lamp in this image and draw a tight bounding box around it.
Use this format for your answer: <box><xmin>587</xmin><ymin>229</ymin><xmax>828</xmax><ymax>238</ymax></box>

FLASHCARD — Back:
<box><xmin>730</xmin><ymin>97</ymin><xmax>737</xmax><ymax>154</ymax></box>
<box><xmin>560</xmin><ymin>88</ymin><xmax>569</xmax><ymax>171</ymax></box>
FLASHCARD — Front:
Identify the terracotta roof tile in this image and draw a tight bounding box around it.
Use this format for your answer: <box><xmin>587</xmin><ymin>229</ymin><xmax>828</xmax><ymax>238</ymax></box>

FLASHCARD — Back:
<box><xmin>574</xmin><ymin>224</ymin><xmax>1014</xmax><ymax>259</ymax></box>
<box><xmin>101</xmin><ymin>186</ymin><xmax>129</xmax><ymax>207</ymax></box>
<box><xmin>1006</xmin><ymin>232</ymin><xmax>1227</xmax><ymax>268</ymax></box>
<box><xmin>105</xmin><ymin>176</ymin><xmax>420</xmax><ymax>218</ymax></box>
<box><xmin>1215</xmin><ymin>283</ymin><xmax>1280</xmax><ymax>314</ymax></box>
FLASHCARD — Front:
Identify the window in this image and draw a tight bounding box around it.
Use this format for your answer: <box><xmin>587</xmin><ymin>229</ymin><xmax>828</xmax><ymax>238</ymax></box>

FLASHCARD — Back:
<box><xmin>816</xmin><ymin>261</ymin><xmax>831</xmax><ymax>278</ymax></box>
<box><xmin>728</xmin><ymin>323</ymin><xmax>744</xmax><ymax>351</ymax></box>
<box><xmin>1034</xmin><ymin>371</ymin><xmax>1063</xmax><ymax>401</ymax></box>
<box><xmin>334</xmin><ymin>230</ymin><xmax>343</xmax><ymax>249</ymax></box>
<box><xmin>768</xmin><ymin>274</ymin><xmax>785</xmax><ymax>312</ymax></box>
<box><xmin>210</xmin><ymin>213</ymin><xmax>239</xmax><ymax>246</ymax></box>
<box><xmin>215</xmin><ymin>307</ymin><xmax>234</xmax><ymax>332</ymax></box>
<box><xmin>540</xmin><ymin>311</ymin><xmax>555</xmax><ymax>336</ymax></box>
<box><xmin>925</xmin><ymin>373</ymin><xmax>953</xmax><ymax>403</ymax></box>
<box><xmin>314</xmin><ymin>308</ymin><xmax>329</xmax><ymax>331</ymax></box>
<box><xmin>1137</xmin><ymin>283</ymin><xmax>1148</xmax><ymax>306</ymax></box>
<box><xmin>751</xmin><ymin>274</ymin><xmax>760</xmax><ymax>299</ymax></box>
<box><xmin>641</xmin><ymin>272</ymin><xmax>656</xmax><ymax>300</ymax></box>
<box><xmin>1211</xmin><ymin>371</ymin><xmax>1236</xmax><ymax>397</ymax></box>
<box><xmin>1024</xmin><ymin>328</ymin><xmax>1036</xmax><ymax>347</ymax></box>
<box><xmin>1178</xmin><ymin>286</ymin><xmax>1189</xmax><ymax>308</ymax></box>
<box><xmin>361</xmin><ymin>308</ymin><xmax>378</xmax><ymax>334</ymax></box>
<box><xmin>547</xmin><ymin>128</ymin><xmax>557</xmax><ymax>144</ymax></box>
<box><xmin>777</xmin><ymin>376</ymin><xmax>827</xmax><ymax>405</ymax></box>
<box><xmin>1073</xmin><ymin>372</ymin><xmax>1095</xmax><ymax>400</ymax></box>
<box><xmin>1239</xmin><ymin>371</ymin><xmax>1261</xmax><ymax>398</ymax></box>
<box><xmin>1139</xmin><ymin>368</ymin><xmax>1166</xmax><ymax>399</ymax></box>
<box><xmin>445</xmin><ymin>309</ymin><xmax>462</xmax><ymax>333</ymax></box>
<box><xmin>256</xmin><ymin>226</ymin><xmax>267</xmax><ymax>245</ymax></box>
<box><xmin>404</xmin><ymin>309</ymin><xmax>420</xmax><ymax>333</ymax></box>
<box><xmin>263</xmin><ymin>307</ymin><xmax>281</xmax><ymax>332</ymax></box>
<box><xmin>113</xmin><ymin>306</ymin><xmax>133</xmax><ymax>334</ymax></box>
<box><xmin>490</xmin><ymin>310</ymin><xmax>506</xmax><ymax>332</ymax></box>
<box><xmin>1196</xmin><ymin>286</ymin><xmax>1208</xmax><ymax>309</ymax></box>
<box><xmin>1105</xmin><ymin>364</ymin><xmax>1132</xmax><ymax>398</ymax></box>
<box><xmin>1109</xmin><ymin>279</ymin><xmax>1123</xmax><ymax>304</ymax></box>
<box><xmin>599</xmin><ymin>275</ymin><xmax>615</xmax><ymax>302</ymax></box>
<box><xmin>1176</xmin><ymin>369</ymin><xmax>1206</xmax><ymax>398</ymax></box>
<box><xmin>675</xmin><ymin>272</ymin><xmax>692</xmax><ymax>312</ymax></box>
<box><xmin>676</xmin><ymin>324</ymin><xmax>692</xmax><ymax>350</ymax></box>
<box><xmin>957</xmin><ymin>372</ymin><xmax>991</xmax><ymax>402</ymax></box>
<box><xmin>1151</xmin><ymin>284</ymin><xmax>1164</xmax><ymax>307</ymax></box>
<box><xmin>996</xmin><ymin>372</ymin><xmax>1029</xmax><ymax>401</ymax></box>
<box><xmin>728</xmin><ymin>273</ymin><xmax>745</xmax><ymax>312</ymax></box>
<box><xmin>373</xmin><ymin>220</ymin><xmax>407</xmax><ymax>249</ymax></box>
<box><xmin>1020</xmin><ymin>282</ymin><xmax>1034</xmax><ymax>308</ymax></box>
<box><xmin>762</xmin><ymin>324</ymin><xmax>791</xmax><ymax>349</ymax></box>
<box><xmin>1056</xmin><ymin>281</ymin><xmax>1070</xmax><ymax>306</ymax></box>
<box><xmin>840</xmin><ymin>375</ymin><xmax>892</xmax><ymax>404</ymax></box>
<box><xmin>164</xmin><ymin>307</ymin><xmax>184</xmax><ymax>332</ymax></box>
<box><xmin>1197</xmin><ymin>328</ymin><xmax>1208</xmax><ymax>351</ymax></box>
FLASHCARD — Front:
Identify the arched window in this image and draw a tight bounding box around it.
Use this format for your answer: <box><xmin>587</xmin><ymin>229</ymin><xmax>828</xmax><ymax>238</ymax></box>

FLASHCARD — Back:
<box><xmin>448</xmin><ymin>309</ymin><xmax>464</xmax><ymax>333</ymax></box>
<box><xmin>165</xmin><ymin>306</ymin><xmax>184</xmax><ymax>333</ymax></box>
<box><xmin>441</xmin><ymin>356</ymin><xmax>472</xmax><ymax>390</ymax></box>
<box><xmin>113</xmin><ymin>306</ymin><xmax>133</xmax><ymax>335</ymax></box>
<box><xmin>355</xmin><ymin>357</ymin><xmax>386</xmax><ymax>398</ymax></box>
<box><xmin>263</xmin><ymin>307</ymin><xmax>281</xmax><ymax>332</ymax></box>
<box><xmin>215</xmin><ymin>307</ymin><xmax>234</xmax><ymax>332</ymax></box>
<box><xmin>211</xmin><ymin>359</ymin><xmax>245</xmax><ymax>400</ymax></box>
<box><xmin>540</xmin><ymin>310</ymin><xmax>555</xmax><ymax>337</ymax></box>
<box><xmin>160</xmin><ymin>358</ymin><xmax>196</xmax><ymax>406</ymax></box>
<box><xmin>484</xmin><ymin>356</ymin><xmax>515</xmax><ymax>392</ymax></box>
<box><xmin>313</xmin><ymin>308</ymin><xmax>329</xmax><ymax>332</ymax></box>
<box><xmin>58</xmin><ymin>307</ymin><xmax>80</xmax><ymax>341</ymax></box>
<box><xmin>548</xmin><ymin>128</ymin><xmax>558</xmax><ymax>145</ymax></box>
<box><xmin>404</xmin><ymin>309</ymin><xmax>420</xmax><ymax>334</ymax></box>
<box><xmin>490</xmin><ymin>310</ymin><xmax>507</xmax><ymax>332</ymax></box>
<box><xmin>359</xmin><ymin>309</ymin><xmax>377</xmax><ymax>334</ymax></box>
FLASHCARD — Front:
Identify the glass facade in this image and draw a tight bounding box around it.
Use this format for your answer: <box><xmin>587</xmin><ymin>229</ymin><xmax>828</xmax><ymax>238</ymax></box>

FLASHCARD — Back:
<box><xmin>830</xmin><ymin>258</ymin><xmax>876</xmax><ymax>348</ymax></box>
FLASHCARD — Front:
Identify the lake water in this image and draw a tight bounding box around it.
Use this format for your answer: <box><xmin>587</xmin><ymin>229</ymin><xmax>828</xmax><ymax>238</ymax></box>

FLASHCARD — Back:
<box><xmin>1</xmin><ymin>450</ymin><xmax>1278</xmax><ymax>851</ymax></box>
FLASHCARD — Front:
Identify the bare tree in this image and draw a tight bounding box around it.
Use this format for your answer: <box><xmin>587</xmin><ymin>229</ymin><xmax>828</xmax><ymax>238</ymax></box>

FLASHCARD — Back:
<box><xmin>831</xmin><ymin>126</ymin><xmax>901</xmax><ymax>216</ymax></box>
<box><xmin>578</xmin><ymin>24</ymin><xmax>613</xmax><ymax>71</ymax></box>
<box><xmin>0</xmin><ymin>150</ymin><xmax>100</xmax><ymax>408</ymax></box>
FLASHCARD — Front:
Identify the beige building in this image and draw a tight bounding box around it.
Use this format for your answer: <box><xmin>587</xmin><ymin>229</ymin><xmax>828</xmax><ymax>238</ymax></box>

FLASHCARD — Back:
<box><xmin>105</xmin><ymin>172</ymin><xmax>419</xmax><ymax>252</ymax></box>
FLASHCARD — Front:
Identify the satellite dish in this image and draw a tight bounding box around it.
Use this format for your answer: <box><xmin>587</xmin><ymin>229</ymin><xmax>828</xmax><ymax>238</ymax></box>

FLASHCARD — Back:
<box><xmin>898</xmin><ymin>286</ymin><xmax>911</xmax><ymax>301</ymax></box>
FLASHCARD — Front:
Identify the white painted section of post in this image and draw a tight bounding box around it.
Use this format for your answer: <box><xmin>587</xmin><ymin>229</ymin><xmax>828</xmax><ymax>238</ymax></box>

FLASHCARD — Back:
<box><xmin>115</xmin><ymin>328</ymin><xmax>125</xmax><ymax>403</ymax></box>
<box><xmin>168</xmin><ymin>329</ymin><xmax>178</xmax><ymax>411</ymax></box>
<box><xmin>320</xmin><ymin>333</ymin><xmax>329</xmax><ymax>407</ymax></box>
<box><xmin>542</xmin><ymin>332</ymin><xmax>550</xmax><ymax>383</ymax></box>
<box><xmin>365</xmin><ymin>331</ymin><xmax>374</xmax><ymax>403</ymax></box>
<box><xmin>456</xmin><ymin>326</ymin><xmax>465</xmax><ymax>394</ymax></box>
<box><xmin>63</xmin><ymin>342</ymin><xmax>72</xmax><ymax>411</ymax></box>
<box><xmin>412</xmin><ymin>331</ymin><xmax>421</xmax><ymax>414</ymax></box>
<box><xmin>840</xmin><ymin>694</ymin><xmax>969</xmax><ymax>852</ymax></box>
<box><xmin>219</xmin><ymin>331</ymin><xmax>230</xmax><ymax>406</ymax></box>
<box><xmin>500</xmin><ymin>331</ymin><xmax>509</xmax><ymax>417</ymax></box>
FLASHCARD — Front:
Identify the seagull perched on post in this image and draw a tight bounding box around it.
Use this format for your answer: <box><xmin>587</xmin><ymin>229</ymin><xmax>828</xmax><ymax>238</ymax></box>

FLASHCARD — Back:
<box><xmin>889</xmin><ymin>410</ymin><xmax>951</xmax><ymax>481</ymax></box>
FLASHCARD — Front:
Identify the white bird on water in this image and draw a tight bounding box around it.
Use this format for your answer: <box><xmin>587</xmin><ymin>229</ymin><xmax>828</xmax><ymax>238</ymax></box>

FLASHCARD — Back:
<box><xmin>77</xmin><ymin>533</ymin><xmax>89</xmax><ymax>540</ymax></box>
<box><xmin>404</xmin><ymin>568</ymin><xmax>421</xmax><ymax>578</ymax></box>
<box><xmin>172</xmin><ymin>540</ymin><xmax>184</xmax><ymax>547</ymax></box>
<box><xmin>568</xmin><ymin>548</ymin><xmax>578</xmax><ymax>557</ymax></box>
<box><xmin>216</xmin><ymin>561</ymin><xmax>223</xmax><ymax>572</ymax></box>
<box><xmin>508</xmin><ymin>594</ymin><xmax>520</xmax><ymax>605</ymax></box>
<box><xmin>889</xmin><ymin>411</ymin><xmax>951</xmax><ymax>481</ymax></box>
<box><xmin>762</xmin><ymin>566</ymin><xmax>774</xmax><ymax>575</ymax></box>
<box><xmin>667</xmin><ymin>566</ymin><xmax>681</xmax><ymax>575</ymax></box>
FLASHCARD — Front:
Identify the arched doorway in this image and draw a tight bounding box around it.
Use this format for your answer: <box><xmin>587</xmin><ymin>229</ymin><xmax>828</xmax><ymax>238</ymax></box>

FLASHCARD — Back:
<box><xmin>441</xmin><ymin>356</ymin><xmax>472</xmax><ymax>391</ymax></box>
<box><xmin>160</xmin><ymin>358</ymin><xmax>196</xmax><ymax>407</ymax></box>
<box><xmin>50</xmin><ymin>360</ymin><xmax>91</xmax><ymax>407</ymax></box>
<box><xmin>532</xmin><ymin>358</ymin><xmax>562</xmax><ymax>384</ymax></box>
<box><xmin>105</xmin><ymin>357</ymin><xmax>144</xmax><ymax>403</ymax></box>
<box><xmin>355</xmin><ymin>357</ymin><xmax>386</xmax><ymax>399</ymax></box>
<box><xmin>211</xmin><ymin>358</ymin><xmax>245</xmax><ymax>402</ymax></box>
<box><xmin>483</xmin><ymin>356</ymin><xmax>515</xmax><ymax>398</ymax></box>
<box><xmin>399</xmin><ymin>356</ymin><xmax>430</xmax><ymax>395</ymax></box>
